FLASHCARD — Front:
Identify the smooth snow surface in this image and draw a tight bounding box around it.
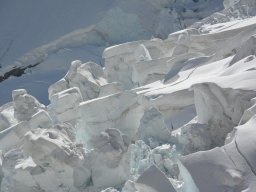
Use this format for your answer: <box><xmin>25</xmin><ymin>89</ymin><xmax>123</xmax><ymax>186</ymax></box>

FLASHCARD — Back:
<box><xmin>1</xmin><ymin>0</ymin><xmax>256</xmax><ymax>192</ymax></box>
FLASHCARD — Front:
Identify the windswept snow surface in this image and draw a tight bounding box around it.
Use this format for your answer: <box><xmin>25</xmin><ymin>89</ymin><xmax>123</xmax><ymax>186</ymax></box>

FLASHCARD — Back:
<box><xmin>2</xmin><ymin>0</ymin><xmax>256</xmax><ymax>192</ymax></box>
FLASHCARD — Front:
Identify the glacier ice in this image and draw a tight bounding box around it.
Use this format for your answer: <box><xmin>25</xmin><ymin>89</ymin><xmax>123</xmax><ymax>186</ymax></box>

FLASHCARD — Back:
<box><xmin>135</xmin><ymin>165</ymin><xmax>176</xmax><ymax>192</ymax></box>
<box><xmin>138</xmin><ymin>108</ymin><xmax>172</xmax><ymax>148</ymax></box>
<box><xmin>12</xmin><ymin>89</ymin><xmax>45</xmax><ymax>122</ymax></box>
<box><xmin>48</xmin><ymin>87</ymin><xmax>82</xmax><ymax>124</ymax></box>
<box><xmin>1</xmin><ymin>0</ymin><xmax>256</xmax><ymax>191</ymax></box>
<box><xmin>49</xmin><ymin>60</ymin><xmax>107</xmax><ymax>101</ymax></box>
<box><xmin>76</xmin><ymin>91</ymin><xmax>144</xmax><ymax>146</ymax></box>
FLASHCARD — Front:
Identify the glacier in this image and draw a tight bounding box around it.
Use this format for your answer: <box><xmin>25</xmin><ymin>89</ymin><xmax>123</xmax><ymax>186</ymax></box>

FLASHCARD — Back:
<box><xmin>1</xmin><ymin>0</ymin><xmax>256</xmax><ymax>191</ymax></box>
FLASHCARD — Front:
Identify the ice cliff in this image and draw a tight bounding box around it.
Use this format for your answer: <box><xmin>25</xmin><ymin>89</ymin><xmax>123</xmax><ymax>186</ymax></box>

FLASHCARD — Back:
<box><xmin>1</xmin><ymin>0</ymin><xmax>256</xmax><ymax>191</ymax></box>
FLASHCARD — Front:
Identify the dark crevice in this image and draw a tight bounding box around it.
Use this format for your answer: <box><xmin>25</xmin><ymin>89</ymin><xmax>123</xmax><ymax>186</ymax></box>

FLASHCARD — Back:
<box><xmin>223</xmin><ymin>147</ymin><xmax>238</xmax><ymax>169</ymax></box>
<box><xmin>234</xmin><ymin>138</ymin><xmax>256</xmax><ymax>176</ymax></box>
<box><xmin>0</xmin><ymin>62</ymin><xmax>40</xmax><ymax>82</ymax></box>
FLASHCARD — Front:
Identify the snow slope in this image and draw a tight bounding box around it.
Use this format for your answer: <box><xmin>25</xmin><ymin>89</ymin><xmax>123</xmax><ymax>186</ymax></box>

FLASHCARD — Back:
<box><xmin>0</xmin><ymin>0</ymin><xmax>224</xmax><ymax>105</ymax></box>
